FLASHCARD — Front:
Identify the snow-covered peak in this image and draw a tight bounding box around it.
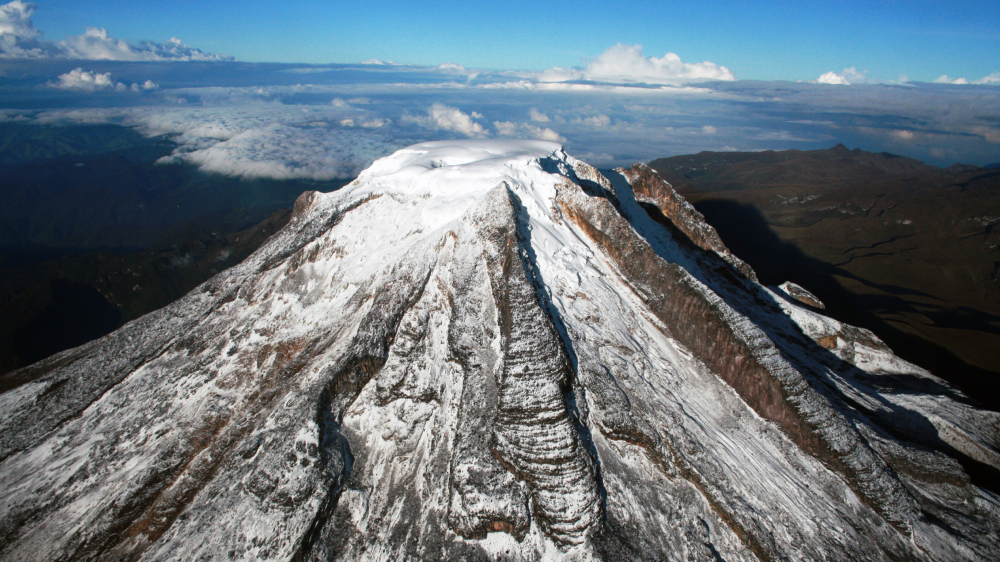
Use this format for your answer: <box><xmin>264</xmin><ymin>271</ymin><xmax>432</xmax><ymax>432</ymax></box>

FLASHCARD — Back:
<box><xmin>358</xmin><ymin>139</ymin><xmax>565</xmax><ymax>181</ymax></box>
<box><xmin>339</xmin><ymin>139</ymin><xmax>568</xmax><ymax>235</ymax></box>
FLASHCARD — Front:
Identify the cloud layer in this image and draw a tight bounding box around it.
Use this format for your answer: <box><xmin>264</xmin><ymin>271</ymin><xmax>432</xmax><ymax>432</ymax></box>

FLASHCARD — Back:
<box><xmin>0</xmin><ymin>1</ymin><xmax>231</xmax><ymax>61</ymax></box>
<box><xmin>4</xmin><ymin>55</ymin><xmax>998</xmax><ymax>182</ymax></box>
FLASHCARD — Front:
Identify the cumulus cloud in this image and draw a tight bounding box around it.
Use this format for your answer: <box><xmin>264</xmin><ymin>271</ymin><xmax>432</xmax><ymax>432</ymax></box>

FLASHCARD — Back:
<box><xmin>529</xmin><ymin>107</ymin><xmax>550</xmax><ymax>122</ymax></box>
<box><xmin>0</xmin><ymin>1</ymin><xmax>51</xmax><ymax>58</ymax></box>
<box><xmin>572</xmin><ymin>114</ymin><xmax>612</xmax><ymax>127</ymax></box>
<box><xmin>493</xmin><ymin>121</ymin><xmax>566</xmax><ymax>143</ymax></box>
<box><xmin>435</xmin><ymin>62</ymin><xmax>478</xmax><ymax>80</ymax></box>
<box><xmin>890</xmin><ymin>130</ymin><xmax>915</xmax><ymax>140</ymax></box>
<box><xmin>934</xmin><ymin>75</ymin><xmax>968</xmax><ymax>85</ymax></box>
<box><xmin>0</xmin><ymin>1</ymin><xmax>230</xmax><ymax>60</ymax></box>
<box><xmin>538</xmin><ymin>44</ymin><xmax>735</xmax><ymax>85</ymax></box>
<box><xmin>52</xmin><ymin>68</ymin><xmax>122</xmax><ymax>91</ymax></box>
<box><xmin>402</xmin><ymin>103</ymin><xmax>487</xmax><ymax>137</ymax></box>
<box><xmin>979</xmin><ymin>73</ymin><xmax>1000</xmax><ymax>85</ymax></box>
<box><xmin>815</xmin><ymin>67</ymin><xmax>867</xmax><ymax>85</ymax></box>
<box><xmin>51</xmin><ymin>68</ymin><xmax>158</xmax><ymax>93</ymax></box>
<box><xmin>935</xmin><ymin>73</ymin><xmax>1000</xmax><ymax>85</ymax></box>
<box><xmin>702</xmin><ymin>125</ymin><xmax>717</xmax><ymax>134</ymax></box>
<box><xmin>59</xmin><ymin>28</ymin><xmax>231</xmax><ymax>61</ymax></box>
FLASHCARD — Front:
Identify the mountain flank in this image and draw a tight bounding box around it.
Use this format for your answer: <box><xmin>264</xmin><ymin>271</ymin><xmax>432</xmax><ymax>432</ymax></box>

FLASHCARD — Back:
<box><xmin>651</xmin><ymin>145</ymin><xmax>1000</xmax><ymax>409</ymax></box>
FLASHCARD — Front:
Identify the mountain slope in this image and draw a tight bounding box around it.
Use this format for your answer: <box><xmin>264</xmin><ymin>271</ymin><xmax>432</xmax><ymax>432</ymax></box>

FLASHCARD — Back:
<box><xmin>650</xmin><ymin>146</ymin><xmax>1000</xmax><ymax>409</ymax></box>
<box><xmin>0</xmin><ymin>142</ymin><xmax>998</xmax><ymax>561</ymax></box>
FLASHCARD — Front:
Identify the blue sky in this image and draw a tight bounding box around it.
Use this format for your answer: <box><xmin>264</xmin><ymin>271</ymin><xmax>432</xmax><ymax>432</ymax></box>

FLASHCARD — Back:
<box><xmin>27</xmin><ymin>0</ymin><xmax>1000</xmax><ymax>82</ymax></box>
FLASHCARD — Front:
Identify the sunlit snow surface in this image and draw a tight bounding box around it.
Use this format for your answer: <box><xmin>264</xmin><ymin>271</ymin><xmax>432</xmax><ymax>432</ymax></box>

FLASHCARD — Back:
<box><xmin>1</xmin><ymin>141</ymin><xmax>998</xmax><ymax>561</ymax></box>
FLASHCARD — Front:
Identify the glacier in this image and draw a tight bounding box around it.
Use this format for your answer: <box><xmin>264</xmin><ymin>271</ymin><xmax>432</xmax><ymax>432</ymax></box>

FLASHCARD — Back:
<box><xmin>0</xmin><ymin>140</ymin><xmax>998</xmax><ymax>561</ymax></box>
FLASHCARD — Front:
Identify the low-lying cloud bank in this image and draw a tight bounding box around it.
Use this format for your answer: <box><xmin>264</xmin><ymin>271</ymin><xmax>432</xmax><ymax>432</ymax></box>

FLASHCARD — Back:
<box><xmin>27</xmin><ymin>105</ymin><xmax>403</xmax><ymax>181</ymax></box>
<box><xmin>0</xmin><ymin>1</ymin><xmax>231</xmax><ymax>60</ymax></box>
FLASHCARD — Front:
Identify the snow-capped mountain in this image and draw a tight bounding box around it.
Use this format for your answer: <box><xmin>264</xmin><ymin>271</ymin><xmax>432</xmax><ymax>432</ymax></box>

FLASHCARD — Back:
<box><xmin>1</xmin><ymin>141</ymin><xmax>998</xmax><ymax>561</ymax></box>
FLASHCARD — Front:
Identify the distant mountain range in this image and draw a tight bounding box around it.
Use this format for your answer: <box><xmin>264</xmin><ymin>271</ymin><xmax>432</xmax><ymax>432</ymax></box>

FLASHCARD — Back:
<box><xmin>651</xmin><ymin>144</ymin><xmax>1000</xmax><ymax>409</ymax></box>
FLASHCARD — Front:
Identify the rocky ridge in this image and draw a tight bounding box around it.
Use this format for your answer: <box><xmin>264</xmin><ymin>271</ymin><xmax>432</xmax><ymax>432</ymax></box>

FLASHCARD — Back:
<box><xmin>0</xmin><ymin>141</ymin><xmax>998</xmax><ymax>561</ymax></box>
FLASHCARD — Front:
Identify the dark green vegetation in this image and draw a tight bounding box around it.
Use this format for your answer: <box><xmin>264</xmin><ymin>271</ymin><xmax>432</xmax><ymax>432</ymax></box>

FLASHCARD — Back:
<box><xmin>651</xmin><ymin>145</ymin><xmax>1000</xmax><ymax>410</ymax></box>
<box><xmin>0</xmin><ymin>123</ymin><xmax>348</xmax><ymax>375</ymax></box>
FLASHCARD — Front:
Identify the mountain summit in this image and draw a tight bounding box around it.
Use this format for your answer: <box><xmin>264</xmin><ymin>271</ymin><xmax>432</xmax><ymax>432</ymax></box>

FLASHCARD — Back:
<box><xmin>1</xmin><ymin>141</ymin><xmax>998</xmax><ymax>561</ymax></box>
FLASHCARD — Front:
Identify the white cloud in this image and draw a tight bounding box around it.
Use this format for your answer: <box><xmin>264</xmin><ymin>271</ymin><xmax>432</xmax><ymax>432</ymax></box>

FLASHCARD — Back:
<box><xmin>52</xmin><ymin>68</ymin><xmax>121</xmax><ymax>91</ymax></box>
<box><xmin>815</xmin><ymin>67</ymin><xmax>867</xmax><ymax>85</ymax></box>
<box><xmin>492</xmin><ymin>121</ymin><xmax>518</xmax><ymax>136</ymax></box>
<box><xmin>402</xmin><ymin>103</ymin><xmax>487</xmax><ymax>137</ymax></box>
<box><xmin>340</xmin><ymin>116</ymin><xmax>390</xmax><ymax>128</ymax></box>
<box><xmin>702</xmin><ymin>125</ymin><xmax>717</xmax><ymax>134</ymax></box>
<box><xmin>934</xmin><ymin>75</ymin><xmax>969</xmax><ymax>85</ymax></box>
<box><xmin>59</xmin><ymin>28</ymin><xmax>231</xmax><ymax>61</ymax></box>
<box><xmin>572</xmin><ymin>114</ymin><xmax>611</xmax><ymax>127</ymax></box>
<box><xmin>529</xmin><ymin>107</ymin><xmax>550</xmax><ymax>122</ymax></box>
<box><xmin>51</xmin><ymin>68</ymin><xmax>159</xmax><ymax>93</ymax></box>
<box><xmin>935</xmin><ymin>73</ymin><xmax>1000</xmax><ymax>85</ymax></box>
<box><xmin>538</xmin><ymin>44</ymin><xmax>735</xmax><ymax>85</ymax></box>
<box><xmin>816</xmin><ymin>72</ymin><xmax>850</xmax><ymax>85</ymax></box>
<box><xmin>0</xmin><ymin>0</ymin><xmax>52</xmax><ymax>58</ymax></box>
<box><xmin>492</xmin><ymin>121</ymin><xmax>565</xmax><ymax>143</ymax></box>
<box><xmin>890</xmin><ymin>129</ymin><xmax>915</xmax><ymax>140</ymax></box>
<box><xmin>0</xmin><ymin>1</ymin><xmax>230</xmax><ymax>60</ymax></box>
<box><xmin>167</xmin><ymin>126</ymin><xmax>393</xmax><ymax>180</ymax></box>
<box><xmin>435</xmin><ymin>62</ymin><xmax>479</xmax><ymax>81</ymax></box>
<box><xmin>436</xmin><ymin>63</ymin><xmax>466</xmax><ymax>73</ymax></box>
<box><xmin>522</xmin><ymin>124</ymin><xmax>565</xmax><ymax>142</ymax></box>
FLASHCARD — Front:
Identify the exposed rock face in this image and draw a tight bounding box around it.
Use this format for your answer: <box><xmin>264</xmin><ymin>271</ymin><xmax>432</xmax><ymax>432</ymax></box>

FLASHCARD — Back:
<box><xmin>0</xmin><ymin>141</ymin><xmax>998</xmax><ymax>561</ymax></box>
<box><xmin>617</xmin><ymin>162</ymin><xmax>758</xmax><ymax>282</ymax></box>
<box><xmin>778</xmin><ymin>281</ymin><xmax>826</xmax><ymax>309</ymax></box>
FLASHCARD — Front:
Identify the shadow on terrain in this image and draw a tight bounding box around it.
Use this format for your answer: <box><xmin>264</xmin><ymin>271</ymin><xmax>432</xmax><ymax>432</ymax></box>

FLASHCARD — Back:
<box><xmin>12</xmin><ymin>279</ymin><xmax>121</xmax><ymax>369</ymax></box>
<box><xmin>693</xmin><ymin>199</ymin><xmax>1000</xmax><ymax>413</ymax></box>
<box><xmin>629</xmin><ymin>195</ymin><xmax>1000</xmax><ymax>496</ymax></box>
